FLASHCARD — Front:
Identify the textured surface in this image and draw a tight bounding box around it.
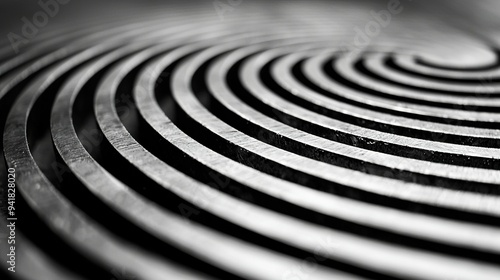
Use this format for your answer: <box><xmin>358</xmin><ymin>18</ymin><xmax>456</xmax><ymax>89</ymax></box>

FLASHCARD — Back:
<box><xmin>1</xmin><ymin>1</ymin><xmax>500</xmax><ymax>279</ymax></box>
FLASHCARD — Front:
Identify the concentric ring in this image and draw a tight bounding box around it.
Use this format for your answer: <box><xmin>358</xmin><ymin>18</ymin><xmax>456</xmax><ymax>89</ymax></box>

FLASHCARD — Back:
<box><xmin>1</xmin><ymin>2</ymin><xmax>500</xmax><ymax>279</ymax></box>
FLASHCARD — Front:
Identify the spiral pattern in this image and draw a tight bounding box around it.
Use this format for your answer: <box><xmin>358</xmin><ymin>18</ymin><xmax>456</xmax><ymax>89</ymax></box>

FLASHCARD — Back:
<box><xmin>1</xmin><ymin>2</ymin><xmax>500</xmax><ymax>279</ymax></box>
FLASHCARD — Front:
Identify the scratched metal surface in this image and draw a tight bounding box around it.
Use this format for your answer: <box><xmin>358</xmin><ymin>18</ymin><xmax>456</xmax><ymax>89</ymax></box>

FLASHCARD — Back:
<box><xmin>0</xmin><ymin>1</ymin><xmax>500</xmax><ymax>279</ymax></box>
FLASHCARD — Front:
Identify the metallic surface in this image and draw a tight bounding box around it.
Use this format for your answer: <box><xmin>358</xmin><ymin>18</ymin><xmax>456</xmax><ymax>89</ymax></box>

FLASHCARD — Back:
<box><xmin>1</xmin><ymin>1</ymin><xmax>500</xmax><ymax>279</ymax></box>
